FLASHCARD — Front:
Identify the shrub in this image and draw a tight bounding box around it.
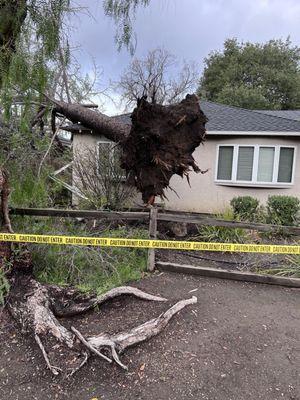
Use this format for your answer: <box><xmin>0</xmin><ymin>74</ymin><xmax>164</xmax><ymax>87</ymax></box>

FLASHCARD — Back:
<box><xmin>197</xmin><ymin>209</ymin><xmax>248</xmax><ymax>243</ymax></box>
<box><xmin>9</xmin><ymin>166</ymin><xmax>64</xmax><ymax>208</ymax></box>
<box><xmin>230</xmin><ymin>196</ymin><xmax>260</xmax><ymax>221</ymax></box>
<box><xmin>73</xmin><ymin>147</ymin><xmax>135</xmax><ymax>210</ymax></box>
<box><xmin>267</xmin><ymin>195</ymin><xmax>300</xmax><ymax>226</ymax></box>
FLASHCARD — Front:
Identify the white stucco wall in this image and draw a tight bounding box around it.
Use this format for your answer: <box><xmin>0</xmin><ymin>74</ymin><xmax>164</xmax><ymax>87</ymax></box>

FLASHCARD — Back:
<box><xmin>164</xmin><ymin>136</ymin><xmax>300</xmax><ymax>213</ymax></box>
<box><xmin>72</xmin><ymin>133</ymin><xmax>96</xmax><ymax>204</ymax></box>
<box><xmin>73</xmin><ymin>133</ymin><xmax>300</xmax><ymax>213</ymax></box>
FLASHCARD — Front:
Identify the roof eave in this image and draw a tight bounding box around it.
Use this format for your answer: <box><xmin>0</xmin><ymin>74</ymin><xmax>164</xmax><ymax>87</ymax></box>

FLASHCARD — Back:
<box><xmin>207</xmin><ymin>130</ymin><xmax>300</xmax><ymax>137</ymax></box>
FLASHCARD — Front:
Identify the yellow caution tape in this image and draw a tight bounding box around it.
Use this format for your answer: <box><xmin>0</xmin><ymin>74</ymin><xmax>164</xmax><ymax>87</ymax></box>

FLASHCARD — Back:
<box><xmin>0</xmin><ymin>232</ymin><xmax>300</xmax><ymax>254</ymax></box>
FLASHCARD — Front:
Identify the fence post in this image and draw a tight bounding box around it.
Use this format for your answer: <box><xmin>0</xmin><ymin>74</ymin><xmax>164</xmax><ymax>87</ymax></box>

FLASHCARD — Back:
<box><xmin>147</xmin><ymin>207</ymin><xmax>158</xmax><ymax>271</ymax></box>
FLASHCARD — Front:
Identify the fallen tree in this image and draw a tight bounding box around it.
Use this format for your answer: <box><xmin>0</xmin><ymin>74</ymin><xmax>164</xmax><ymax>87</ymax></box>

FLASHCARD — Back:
<box><xmin>53</xmin><ymin>93</ymin><xmax>207</xmax><ymax>203</ymax></box>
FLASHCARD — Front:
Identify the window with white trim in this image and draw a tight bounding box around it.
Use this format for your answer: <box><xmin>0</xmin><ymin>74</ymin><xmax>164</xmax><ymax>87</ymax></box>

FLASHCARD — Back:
<box><xmin>216</xmin><ymin>145</ymin><xmax>295</xmax><ymax>185</ymax></box>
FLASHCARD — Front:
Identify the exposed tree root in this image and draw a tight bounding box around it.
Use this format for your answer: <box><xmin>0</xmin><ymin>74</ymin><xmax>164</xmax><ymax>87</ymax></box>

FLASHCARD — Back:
<box><xmin>72</xmin><ymin>296</ymin><xmax>197</xmax><ymax>370</ymax></box>
<box><xmin>35</xmin><ymin>334</ymin><xmax>63</xmax><ymax>376</ymax></box>
<box><xmin>7</xmin><ymin>273</ymin><xmax>84</xmax><ymax>375</ymax></box>
<box><xmin>121</xmin><ymin>94</ymin><xmax>207</xmax><ymax>203</ymax></box>
<box><xmin>6</xmin><ymin>270</ymin><xmax>193</xmax><ymax>376</ymax></box>
<box><xmin>51</xmin><ymin>285</ymin><xmax>167</xmax><ymax>318</ymax></box>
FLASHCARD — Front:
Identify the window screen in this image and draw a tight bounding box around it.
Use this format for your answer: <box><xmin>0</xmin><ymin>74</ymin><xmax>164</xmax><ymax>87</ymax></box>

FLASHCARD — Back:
<box><xmin>217</xmin><ymin>146</ymin><xmax>233</xmax><ymax>180</ymax></box>
<box><xmin>237</xmin><ymin>147</ymin><xmax>254</xmax><ymax>181</ymax></box>
<box><xmin>278</xmin><ymin>148</ymin><xmax>294</xmax><ymax>183</ymax></box>
<box><xmin>257</xmin><ymin>147</ymin><xmax>275</xmax><ymax>182</ymax></box>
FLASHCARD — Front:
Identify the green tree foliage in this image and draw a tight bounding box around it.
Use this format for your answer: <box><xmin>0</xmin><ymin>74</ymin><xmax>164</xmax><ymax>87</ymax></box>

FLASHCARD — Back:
<box><xmin>0</xmin><ymin>0</ymin><xmax>150</xmax><ymax>93</ymax></box>
<box><xmin>0</xmin><ymin>0</ymin><xmax>151</xmax><ymax>167</ymax></box>
<box><xmin>198</xmin><ymin>38</ymin><xmax>300</xmax><ymax>110</ymax></box>
<box><xmin>0</xmin><ymin>0</ymin><xmax>71</xmax><ymax>131</ymax></box>
<box><xmin>103</xmin><ymin>0</ymin><xmax>150</xmax><ymax>53</ymax></box>
<box><xmin>0</xmin><ymin>0</ymin><xmax>150</xmax><ymax>111</ymax></box>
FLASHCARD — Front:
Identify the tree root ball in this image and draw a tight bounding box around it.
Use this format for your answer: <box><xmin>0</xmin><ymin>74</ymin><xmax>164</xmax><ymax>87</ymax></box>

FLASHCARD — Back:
<box><xmin>120</xmin><ymin>94</ymin><xmax>207</xmax><ymax>203</ymax></box>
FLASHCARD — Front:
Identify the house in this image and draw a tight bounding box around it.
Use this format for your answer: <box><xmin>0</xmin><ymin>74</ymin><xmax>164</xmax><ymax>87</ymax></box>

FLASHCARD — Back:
<box><xmin>71</xmin><ymin>101</ymin><xmax>300</xmax><ymax>213</ymax></box>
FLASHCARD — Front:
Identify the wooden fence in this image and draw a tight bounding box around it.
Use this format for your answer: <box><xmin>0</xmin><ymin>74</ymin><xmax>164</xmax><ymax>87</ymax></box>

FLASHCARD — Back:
<box><xmin>8</xmin><ymin>206</ymin><xmax>300</xmax><ymax>286</ymax></box>
<box><xmin>10</xmin><ymin>207</ymin><xmax>300</xmax><ymax>235</ymax></box>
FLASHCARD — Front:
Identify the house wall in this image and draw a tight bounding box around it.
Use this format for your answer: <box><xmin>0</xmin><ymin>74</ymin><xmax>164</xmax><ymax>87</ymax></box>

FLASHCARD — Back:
<box><xmin>73</xmin><ymin>133</ymin><xmax>300</xmax><ymax>213</ymax></box>
<box><xmin>72</xmin><ymin>133</ymin><xmax>109</xmax><ymax>205</ymax></box>
<box><xmin>72</xmin><ymin>133</ymin><xmax>141</xmax><ymax>206</ymax></box>
<box><xmin>164</xmin><ymin>136</ymin><xmax>300</xmax><ymax>213</ymax></box>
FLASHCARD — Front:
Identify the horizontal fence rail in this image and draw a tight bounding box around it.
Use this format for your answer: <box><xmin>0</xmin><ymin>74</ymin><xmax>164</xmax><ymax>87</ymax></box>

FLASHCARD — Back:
<box><xmin>10</xmin><ymin>207</ymin><xmax>149</xmax><ymax>221</ymax></box>
<box><xmin>9</xmin><ymin>207</ymin><xmax>300</xmax><ymax>235</ymax></box>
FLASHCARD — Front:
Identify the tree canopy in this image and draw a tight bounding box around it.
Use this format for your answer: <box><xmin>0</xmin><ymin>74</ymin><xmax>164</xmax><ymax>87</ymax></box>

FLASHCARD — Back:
<box><xmin>117</xmin><ymin>48</ymin><xmax>198</xmax><ymax>107</ymax></box>
<box><xmin>0</xmin><ymin>0</ymin><xmax>150</xmax><ymax>103</ymax></box>
<box><xmin>198</xmin><ymin>38</ymin><xmax>300</xmax><ymax>110</ymax></box>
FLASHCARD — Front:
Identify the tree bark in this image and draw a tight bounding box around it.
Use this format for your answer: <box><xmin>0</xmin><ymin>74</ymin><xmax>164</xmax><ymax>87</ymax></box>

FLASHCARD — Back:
<box><xmin>53</xmin><ymin>100</ymin><xmax>130</xmax><ymax>143</ymax></box>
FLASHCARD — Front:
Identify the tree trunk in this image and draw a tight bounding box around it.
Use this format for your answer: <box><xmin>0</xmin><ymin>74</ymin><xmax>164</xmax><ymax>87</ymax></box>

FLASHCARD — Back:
<box><xmin>53</xmin><ymin>100</ymin><xmax>130</xmax><ymax>143</ymax></box>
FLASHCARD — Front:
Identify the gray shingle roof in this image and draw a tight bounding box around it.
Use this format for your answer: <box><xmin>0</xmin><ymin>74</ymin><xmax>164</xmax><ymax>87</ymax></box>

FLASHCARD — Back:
<box><xmin>113</xmin><ymin>100</ymin><xmax>300</xmax><ymax>133</ymax></box>
<box><xmin>255</xmin><ymin>109</ymin><xmax>300</xmax><ymax>122</ymax></box>
<box><xmin>200</xmin><ymin>101</ymin><xmax>300</xmax><ymax>132</ymax></box>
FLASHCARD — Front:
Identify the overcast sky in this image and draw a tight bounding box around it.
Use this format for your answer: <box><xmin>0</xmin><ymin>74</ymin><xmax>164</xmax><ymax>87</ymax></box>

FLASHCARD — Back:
<box><xmin>69</xmin><ymin>0</ymin><xmax>300</xmax><ymax>115</ymax></box>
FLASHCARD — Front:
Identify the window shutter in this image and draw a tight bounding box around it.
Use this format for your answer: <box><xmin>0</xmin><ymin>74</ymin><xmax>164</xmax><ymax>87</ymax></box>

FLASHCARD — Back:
<box><xmin>278</xmin><ymin>148</ymin><xmax>294</xmax><ymax>183</ymax></box>
<box><xmin>257</xmin><ymin>147</ymin><xmax>274</xmax><ymax>182</ymax></box>
<box><xmin>237</xmin><ymin>147</ymin><xmax>254</xmax><ymax>181</ymax></box>
<box><xmin>217</xmin><ymin>146</ymin><xmax>233</xmax><ymax>180</ymax></box>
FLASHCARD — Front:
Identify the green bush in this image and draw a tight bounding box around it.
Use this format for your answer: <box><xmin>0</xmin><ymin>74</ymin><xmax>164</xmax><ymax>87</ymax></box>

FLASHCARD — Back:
<box><xmin>230</xmin><ymin>196</ymin><xmax>260</xmax><ymax>221</ymax></box>
<box><xmin>197</xmin><ymin>209</ymin><xmax>248</xmax><ymax>243</ymax></box>
<box><xmin>267</xmin><ymin>195</ymin><xmax>300</xmax><ymax>226</ymax></box>
<box><xmin>9</xmin><ymin>163</ymin><xmax>55</xmax><ymax>208</ymax></box>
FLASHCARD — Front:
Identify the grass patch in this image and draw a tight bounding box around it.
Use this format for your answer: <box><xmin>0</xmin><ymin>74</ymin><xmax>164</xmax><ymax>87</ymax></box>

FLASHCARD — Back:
<box><xmin>259</xmin><ymin>254</ymin><xmax>300</xmax><ymax>278</ymax></box>
<box><xmin>197</xmin><ymin>209</ymin><xmax>248</xmax><ymax>243</ymax></box>
<box><xmin>12</xmin><ymin>216</ymin><xmax>148</xmax><ymax>294</ymax></box>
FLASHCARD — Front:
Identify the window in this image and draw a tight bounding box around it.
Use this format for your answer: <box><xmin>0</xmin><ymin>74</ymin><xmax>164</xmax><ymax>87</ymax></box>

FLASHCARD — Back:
<box><xmin>216</xmin><ymin>145</ymin><xmax>295</xmax><ymax>185</ymax></box>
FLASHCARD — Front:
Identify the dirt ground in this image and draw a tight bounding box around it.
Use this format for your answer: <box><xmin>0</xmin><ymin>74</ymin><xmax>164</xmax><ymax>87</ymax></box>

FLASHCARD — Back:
<box><xmin>0</xmin><ymin>272</ymin><xmax>299</xmax><ymax>400</ymax></box>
